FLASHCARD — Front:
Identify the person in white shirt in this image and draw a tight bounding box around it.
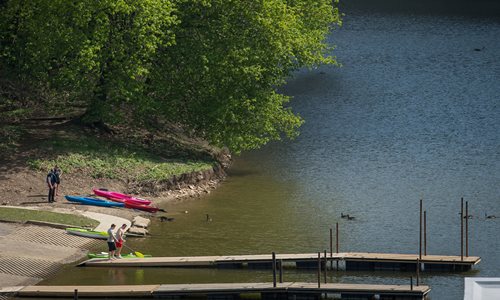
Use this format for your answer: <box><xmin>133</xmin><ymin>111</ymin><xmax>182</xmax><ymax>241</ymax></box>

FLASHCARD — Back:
<box><xmin>107</xmin><ymin>224</ymin><xmax>117</xmax><ymax>260</ymax></box>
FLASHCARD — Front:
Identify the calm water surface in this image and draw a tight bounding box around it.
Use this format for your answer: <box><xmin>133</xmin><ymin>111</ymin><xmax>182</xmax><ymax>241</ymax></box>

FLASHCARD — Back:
<box><xmin>42</xmin><ymin>2</ymin><xmax>500</xmax><ymax>299</ymax></box>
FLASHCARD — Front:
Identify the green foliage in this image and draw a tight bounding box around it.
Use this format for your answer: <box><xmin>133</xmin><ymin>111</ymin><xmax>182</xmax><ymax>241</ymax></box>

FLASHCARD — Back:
<box><xmin>0</xmin><ymin>207</ymin><xmax>99</xmax><ymax>227</ymax></box>
<box><xmin>28</xmin><ymin>136</ymin><xmax>213</xmax><ymax>181</ymax></box>
<box><xmin>0</xmin><ymin>0</ymin><xmax>341</xmax><ymax>152</ymax></box>
<box><xmin>0</xmin><ymin>0</ymin><xmax>178</xmax><ymax>122</ymax></box>
<box><xmin>146</xmin><ymin>0</ymin><xmax>341</xmax><ymax>152</ymax></box>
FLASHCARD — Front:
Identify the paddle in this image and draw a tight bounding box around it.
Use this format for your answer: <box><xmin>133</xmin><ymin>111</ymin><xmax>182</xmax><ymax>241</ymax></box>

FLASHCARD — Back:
<box><xmin>122</xmin><ymin>244</ymin><xmax>145</xmax><ymax>258</ymax></box>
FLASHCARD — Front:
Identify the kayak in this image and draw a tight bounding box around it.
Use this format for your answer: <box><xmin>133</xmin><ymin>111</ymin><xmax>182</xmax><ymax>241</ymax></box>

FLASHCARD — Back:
<box><xmin>65</xmin><ymin>195</ymin><xmax>125</xmax><ymax>208</ymax></box>
<box><xmin>93</xmin><ymin>189</ymin><xmax>152</xmax><ymax>205</ymax></box>
<box><xmin>88</xmin><ymin>252</ymin><xmax>152</xmax><ymax>259</ymax></box>
<box><xmin>66</xmin><ymin>228</ymin><xmax>108</xmax><ymax>239</ymax></box>
<box><xmin>124</xmin><ymin>202</ymin><xmax>160</xmax><ymax>213</ymax></box>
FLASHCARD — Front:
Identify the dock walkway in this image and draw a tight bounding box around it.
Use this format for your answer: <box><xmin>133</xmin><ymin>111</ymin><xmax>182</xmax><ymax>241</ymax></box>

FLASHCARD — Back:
<box><xmin>80</xmin><ymin>252</ymin><xmax>480</xmax><ymax>272</ymax></box>
<box><xmin>13</xmin><ymin>282</ymin><xmax>431</xmax><ymax>299</ymax></box>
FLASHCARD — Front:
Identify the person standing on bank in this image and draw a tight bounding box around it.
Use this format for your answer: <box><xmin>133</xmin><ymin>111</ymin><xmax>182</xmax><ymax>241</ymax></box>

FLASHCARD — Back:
<box><xmin>46</xmin><ymin>169</ymin><xmax>56</xmax><ymax>203</ymax></box>
<box><xmin>107</xmin><ymin>224</ymin><xmax>118</xmax><ymax>260</ymax></box>
<box><xmin>115</xmin><ymin>224</ymin><xmax>127</xmax><ymax>258</ymax></box>
<box><xmin>53</xmin><ymin>165</ymin><xmax>62</xmax><ymax>197</ymax></box>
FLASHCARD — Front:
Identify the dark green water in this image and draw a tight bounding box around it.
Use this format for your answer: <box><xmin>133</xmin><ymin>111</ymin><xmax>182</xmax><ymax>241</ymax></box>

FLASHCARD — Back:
<box><xmin>41</xmin><ymin>1</ymin><xmax>500</xmax><ymax>299</ymax></box>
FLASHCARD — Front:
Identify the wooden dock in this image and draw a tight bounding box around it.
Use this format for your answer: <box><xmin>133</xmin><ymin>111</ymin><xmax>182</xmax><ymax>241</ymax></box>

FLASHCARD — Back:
<box><xmin>80</xmin><ymin>252</ymin><xmax>480</xmax><ymax>271</ymax></box>
<box><xmin>15</xmin><ymin>282</ymin><xmax>431</xmax><ymax>299</ymax></box>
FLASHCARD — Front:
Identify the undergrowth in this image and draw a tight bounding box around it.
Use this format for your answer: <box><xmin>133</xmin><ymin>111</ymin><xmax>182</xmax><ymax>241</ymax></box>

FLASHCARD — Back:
<box><xmin>0</xmin><ymin>125</ymin><xmax>24</xmax><ymax>154</ymax></box>
<box><xmin>28</xmin><ymin>135</ymin><xmax>214</xmax><ymax>182</ymax></box>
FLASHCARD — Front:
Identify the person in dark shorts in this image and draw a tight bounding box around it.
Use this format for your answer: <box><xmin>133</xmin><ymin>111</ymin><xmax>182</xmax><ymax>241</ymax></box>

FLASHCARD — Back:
<box><xmin>107</xmin><ymin>224</ymin><xmax>117</xmax><ymax>260</ymax></box>
<box><xmin>46</xmin><ymin>169</ymin><xmax>56</xmax><ymax>203</ymax></box>
<box><xmin>53</xmin><ymin>165</ymin><xmax>62</xmax><ymax>196</ymax></box>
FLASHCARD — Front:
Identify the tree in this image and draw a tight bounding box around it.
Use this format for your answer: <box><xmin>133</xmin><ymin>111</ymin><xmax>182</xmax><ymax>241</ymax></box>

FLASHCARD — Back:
<box><xmin>148</xmin><ymin>0</ymin><xmax>341</xmax><ymax>152</ymax></box>
<box><xmin>0</xmin><ymin>0</ymin><xmax>178</xmax><ymax>124</ymax></box>
<box><xmin>1</xmin><ymin>0</ymin><xmax>341</xmax><ymax>152</ymax></box>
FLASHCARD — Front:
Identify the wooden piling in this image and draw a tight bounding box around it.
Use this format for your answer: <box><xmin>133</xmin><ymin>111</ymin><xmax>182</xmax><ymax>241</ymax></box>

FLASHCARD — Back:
<box><xmin>419</xmin><ymin>199</ymin><xmax>423</xmax><ymax>260</ymax></box>
<box><xmin>272</xmin><ymin>252</ymin><xmax>277</xmax><ymax>288</ymax></box>
<box><xmin>466</xmin><ymin>201</ymin><xmax>469</xmax><ymax>257</ymax></box>
<box><xmin>461</xmin><ymin>198</ymin><xmax>464</xmax><ymax>261</ymax></box>
<box><xmin>74</xmin><ymin>289</ymin><xmax>78</xmax><ymax>300</ymax></box>
<box><xmin>424</xmin><ymin>210</ymin><xmax>427</xmax><ymax>256</ymax></box>
<box><xmin>317</xmin><ymin>252</ymin><xmax>321</xmax><ymax>288</ymax></box>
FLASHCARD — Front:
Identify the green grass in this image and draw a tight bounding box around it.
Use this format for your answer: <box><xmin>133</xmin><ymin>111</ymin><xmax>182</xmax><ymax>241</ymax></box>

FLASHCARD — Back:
<box><xmin>28</xmin><ymin>135</ymin><xmax>214</xmax><ymax>182</ymax></box>
<box><xmin>0</xmin><ymin>207</ymin><xmax>99</xmax><ymax>227</ymax></box>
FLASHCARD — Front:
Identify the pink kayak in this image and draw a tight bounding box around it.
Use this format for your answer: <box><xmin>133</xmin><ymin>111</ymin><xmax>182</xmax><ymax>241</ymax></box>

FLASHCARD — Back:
<box><xmin>93</xmin><ymin>189</ymin><xmax>152</xmax><ymax>205</ymax></box>
<box><xmin>125</xmin><ymin>202</ymin><xmax>162</xmax><ymax>213</ymax></box>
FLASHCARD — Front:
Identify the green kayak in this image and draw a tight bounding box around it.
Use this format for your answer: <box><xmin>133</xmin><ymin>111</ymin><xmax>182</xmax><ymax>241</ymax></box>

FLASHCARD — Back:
<box><xmin>66</xmin><ymin>228</ymin><xmax>108</xmax><ymax>239</ymax></box>
<box><xmin>88</xmin><ymin>252</ymin><xmax>152</xmax><ymax>259</ymax></box>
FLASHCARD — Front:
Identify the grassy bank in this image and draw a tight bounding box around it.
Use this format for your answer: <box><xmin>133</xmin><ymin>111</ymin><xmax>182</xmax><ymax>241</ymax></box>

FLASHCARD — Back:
<box><xmin>28</xmin><ymin>135</ymin><xmax>214</xmax><ymax>182</ymax></box>
<box><xmin>0</xmin><ymin>207</ymin><xmax>99</xmax><ymax>227</ymax></box>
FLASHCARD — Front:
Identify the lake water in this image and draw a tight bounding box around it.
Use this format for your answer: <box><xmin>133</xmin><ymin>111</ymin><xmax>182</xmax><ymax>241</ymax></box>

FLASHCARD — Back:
<box><xmin>41</xmin><ymin>1</ymin><xmax>500</xmax><ymax>299</ymax></box>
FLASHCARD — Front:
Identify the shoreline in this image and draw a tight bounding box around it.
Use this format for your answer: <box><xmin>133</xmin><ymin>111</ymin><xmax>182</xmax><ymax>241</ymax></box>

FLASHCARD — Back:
<box><xmin>0</xmin><ymin>165</ymin><xmax>227</xmax><ymax>289</ymax></box>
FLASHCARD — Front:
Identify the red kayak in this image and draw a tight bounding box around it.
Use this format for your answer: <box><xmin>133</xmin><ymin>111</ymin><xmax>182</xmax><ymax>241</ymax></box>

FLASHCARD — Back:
<box><xmin>93</xmin><ymin>189</ymin><xmax>152</xmax><ymax>205</ymax></box>
<box><xmin>124</xmin><ymin>202</ymin><xmax>161</xmax><ymax>213</ymax></box>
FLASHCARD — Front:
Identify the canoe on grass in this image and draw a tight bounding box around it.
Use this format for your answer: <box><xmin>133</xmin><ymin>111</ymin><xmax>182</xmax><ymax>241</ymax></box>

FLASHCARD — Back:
<box><xmin>65</xmin><ymin>195</ymin><xmax>125</xmax><ymax>208</ymax></box>
<box><xmin>66</xmin><ymin>228</ymin><xmax>108</xmax><ymax>239</ymax></box>
<box><xmin>88</xmin><ymin>252</ymin><xmax>152</xmax><ymax>259</ymax></box>
<box><xmin>93</xmin><ymin>189</ymin><xmax>152</xmax><ymax>205</ymax></box>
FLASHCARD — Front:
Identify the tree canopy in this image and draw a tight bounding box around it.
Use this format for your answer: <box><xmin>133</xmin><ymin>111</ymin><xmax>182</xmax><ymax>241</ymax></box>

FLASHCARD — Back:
<box><xmin>0</xmin><ymin>0</ymin><xmax>341</xmax><ymax>152</ymax></box>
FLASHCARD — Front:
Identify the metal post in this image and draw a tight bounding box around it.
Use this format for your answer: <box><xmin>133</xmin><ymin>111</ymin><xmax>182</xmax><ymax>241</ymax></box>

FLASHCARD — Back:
<box><xmin>416</xmin><ymin>258</ymin><xmax>420</xmax><ymax>286</ymax></box>
<box><xmin>317</xmin><ymin>252</ymin><xmax>321</xmax><ymax>288</ymax></box>
<box><xmin>279</xmin><ymin>259</ymin><xmax>283</xmax><ymax>283</ymax></box>
<box><xmin>329</xmin><ymin>228</ymin><xmax>333</xmax><ymax>269</ymax></box>
<box><xmin>74</xmin><ymin>289</ymin><xmax>78</xmax><ymax>300</ymax></box>
<box><xmin>336</xmin><ymin>222</ymin><xmax>339</xmax><ymax>253</ymax></box>
<box><xmin>336</xmin><ymin>222</ymin><xmax>339</xmax><ymax>270</ymax></box>
<box><xmin>410</xmin><ymin>277</ymin><xmax>413</xmax><ymax>291</ymax></box>
<box><xmin>461</xmin><ymin>198</ymin><xmax>464</xmax><ymax>261</ymax></box>
<box><xmin>424</xmin><ymin>210</ymin><xmax>427</xmax><ymax>256</ymax></box>
<box><xmin>419</xmin><ymin>199</ymin><xmax>422</xmax><ymax>260</ymax></box>
<box><xmin>272</xmin><ymin>252</ymin><xmax>277</xmax><ymax>287</ymax></box>
<box><xmin>323</xmin><ymin>250</ymin><xmax>327</xmax><ymax>283</ymax></box>
<box><xmin>466</xmin><ymin>201</ymin><xmax>469</xmax><ymax>257</ymax></box>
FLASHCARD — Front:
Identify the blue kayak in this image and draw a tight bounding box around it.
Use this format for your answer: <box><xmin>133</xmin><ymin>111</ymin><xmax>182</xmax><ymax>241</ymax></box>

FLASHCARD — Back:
<box><xmin>65</xmin><ymin>195</ymin><xmax>125</xmax><ymax>208</ymax></box>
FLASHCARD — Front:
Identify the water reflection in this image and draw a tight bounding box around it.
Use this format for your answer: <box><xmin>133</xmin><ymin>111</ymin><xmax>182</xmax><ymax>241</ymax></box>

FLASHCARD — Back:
<box><xmin>40</xmin><ymin>2</ymin><xmax>500</xmax><ymax>300</ymax></box>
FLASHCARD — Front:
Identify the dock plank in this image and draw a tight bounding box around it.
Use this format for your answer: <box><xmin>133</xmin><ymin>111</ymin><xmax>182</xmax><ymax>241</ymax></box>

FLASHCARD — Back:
<box><xmin>80</xmin><ymin>252</ymin><xmax>480</xmax><ymax>268</ymax></box>
<box><xmin>16</xmin><ymin>283</ymin><xmax>430</xmax><ymax>298</ymax></box>
<box><xmin>18</xmin><ymin>285</ymin><xmax>160</xmax><ymax>297</ymax></box>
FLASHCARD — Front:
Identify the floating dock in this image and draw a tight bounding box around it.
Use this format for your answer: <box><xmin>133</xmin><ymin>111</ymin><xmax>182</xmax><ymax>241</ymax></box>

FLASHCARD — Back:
<box><xmin>14</xmin><ymin>282</ymin><xmax>431</xmax><ymax>299</ymax></box>
<box><xmin>80</xmin><ymin>252</ymin><xmax>480</xmax><ymax>272</ymax></box>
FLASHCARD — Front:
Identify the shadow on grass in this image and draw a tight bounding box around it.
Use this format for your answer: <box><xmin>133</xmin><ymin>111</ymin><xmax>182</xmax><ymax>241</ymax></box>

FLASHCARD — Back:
<box><xmin>20</xmin><ymin>201</ymin><xmax>47</xmax><ymax>205</ymax></box>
